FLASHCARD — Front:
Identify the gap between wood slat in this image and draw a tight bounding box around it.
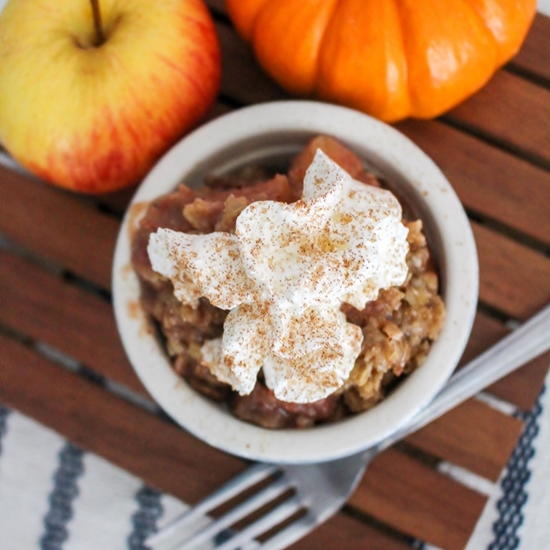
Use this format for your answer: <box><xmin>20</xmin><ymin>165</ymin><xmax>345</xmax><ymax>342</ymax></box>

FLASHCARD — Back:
<box><xmin>404</xmin><ymin>398</ymin><xmax>523</xmax><ymax>481</ymax></box>
<box><xmin>465</xmin><ymin>209</ymin><xmax>549</xmax><ymax>258</ymax></box>
<box><xmin>443</xmin><ymin>71</ymin><xmax>550</xmax><ymax>170</ymax></box>
<box><xmin>508</xmin><ymin>13</ymin><xmax>550</xmax><ymax>86</ymax></box>
<box><xmin>0</xmin><ymin>248</ymin><xmax>145</xmax><ymax>397</ymax></box>
<box><xmin>348</xmin><ymin>448</ymin><xmax>486</xmax><ymax>550</ymax></box>
<box><xmin>460</xmin><ymin>312</ymin><xmax>550</xmax><ymax>411</ymax></box>
<box><xmin>471</xmin><ymin>222</ymin><xmax>550</xmax><ymax>320</ymax></box>
<box><xmin>396</xmin><ymin>119</ymin><xmax>550</xmax><ymax>248</ymax></box>
<box><xmin>0</xmin><ymin>166</ymin><xmax>117</xmax><ymax>289</ymax></box>
<box><xmin>506</xmin><ymin>63</ymin><xmax>550</xmax><ymax>89</ymax></box>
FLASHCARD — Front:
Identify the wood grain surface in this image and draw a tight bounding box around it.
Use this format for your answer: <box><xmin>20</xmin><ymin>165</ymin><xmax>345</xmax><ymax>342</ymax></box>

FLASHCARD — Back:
<box><xmin>472</xmin><ymin>222</ymin><xmax>550</xmax><ymax>319</ymax></box>
<box><xmin>396</xmin><ymin>119</ymin><xmax>550</xmax><ymax>245</ymax></box>
<box><xmin>0</xmin><ymin>7</ymin><xmax>549</xmax><ymax>550</ymax></box>
<box><xmin>0</xmin><ymin>249</ymin><xmax>146</xmax><ymax>397</ymax></box>
<box><xmin>349</xmin><ymin>449</ymin><xmax>486</xmax><ymax>549</ymax></box>
<box><xmin>0</xmin><ymin>165</ymin><xmax>117</xmax><ymax>289</ymax></box>
<box><xmin>446</xmin><ymin>71</ymin><xmax>550</xmax><ymax>166</ymax></box>
<box><xmin>511</xmin><ymin>14</ymin><xmax>550</xmax><ymax>82</ymax></box>
<box><xmin>463</xmin><ymin>313</ymin><xmax>550</xmax><ymax>411</ymax></box>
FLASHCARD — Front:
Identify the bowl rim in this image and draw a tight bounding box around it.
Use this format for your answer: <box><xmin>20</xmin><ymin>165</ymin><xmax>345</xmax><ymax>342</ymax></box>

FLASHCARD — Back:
<box><xmin>113</xmin><ymin>100</ymin><xmax>478</xmax><ymax>464</ymax></box>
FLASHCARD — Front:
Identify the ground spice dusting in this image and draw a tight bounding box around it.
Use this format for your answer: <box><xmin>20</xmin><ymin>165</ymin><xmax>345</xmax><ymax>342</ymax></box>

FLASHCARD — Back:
<box><xmin>131</xmin><ymin>135</ymin><xmax>445</xmax><ymax>429</ymax></box>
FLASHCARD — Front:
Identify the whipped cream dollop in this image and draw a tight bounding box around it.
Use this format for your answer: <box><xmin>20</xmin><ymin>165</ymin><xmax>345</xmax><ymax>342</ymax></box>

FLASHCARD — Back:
<box><xmin>148</xmin><ymin>150</ymin><xmax>409</xmax><ymax>403</ymax></box>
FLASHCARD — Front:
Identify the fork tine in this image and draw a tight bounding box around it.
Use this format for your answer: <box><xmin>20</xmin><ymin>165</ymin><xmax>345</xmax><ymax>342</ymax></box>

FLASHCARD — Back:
<box><xmin>260</xmin><ymin>513</ymin><xmax>318</xmax><ymax>550</ymax></box>
<box><xmin>147</xmin><ymin>463</ymin><xmax>278</xmax><ymax>546</ymax></box>
<box><xmin>215</xmin><ymin>495</ymin><xmax>302</xmax><ymax>550</ymax></box>
<box><xmin>177</xmin><ymin>476</ymin><xmax>292</xmax><ymax>550</ymax></box>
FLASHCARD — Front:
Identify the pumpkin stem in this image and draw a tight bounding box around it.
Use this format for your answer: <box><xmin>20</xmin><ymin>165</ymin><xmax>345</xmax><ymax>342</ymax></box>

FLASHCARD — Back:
<box><xmin>90</xmin><ymin>0</ymin><xmax>105</xmax><ymax>46</ymax></box>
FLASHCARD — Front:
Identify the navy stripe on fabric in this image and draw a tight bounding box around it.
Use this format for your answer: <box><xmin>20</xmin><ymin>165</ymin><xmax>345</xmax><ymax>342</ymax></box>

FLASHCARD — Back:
<box><xmin>0</xmin><ymin>404</ymin><xmax>10</xmax><ymax>456</ymax></box>
<box><xmin>40</xmin><ymin>442</ymin><xmax>85</xmax><ymax>550</ymax></box>
<box><xmin>128</xmin><ymin>485</ymin><xmax>163</xmax><ymax>550</ymax></box>
<box><xmin>488</xmin><ymin>385</ymin><xmax>546</xmax><ymax>550</ymax></box>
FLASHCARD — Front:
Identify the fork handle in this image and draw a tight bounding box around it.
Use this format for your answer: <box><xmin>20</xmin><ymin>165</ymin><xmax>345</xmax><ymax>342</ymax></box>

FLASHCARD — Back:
<box><xmin>376</xmin><ymin>303</ymin><xmax>550</xmax><ymax>454</ymax></box>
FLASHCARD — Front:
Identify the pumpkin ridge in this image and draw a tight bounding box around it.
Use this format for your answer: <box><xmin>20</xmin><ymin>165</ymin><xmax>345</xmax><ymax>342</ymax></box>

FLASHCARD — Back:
<box><xmin>390</xmin><ymin>0</ymin><xmax>412</xmax><ymax>118</ymax></box>
<box><xmin>445</xmin><ymin>0</ymin><xmax>502</xmax><ymax>108</ymax></box>
<box><xmin>312</xmin><ymin>0</ymin><xmax>347</xmax><ymax>100</ymax></box>
<box><xmin>460</xmin><ymin>0</ymin><xmax>500</xmax><ymax>54</ymax></box>
<box><xmin>227</xmin><ymin>0</ymin><xmax>271</xmax><ymax>40</ymax></box>
<box><xmin>315</xmin><ymin>0</ymin><xmax>411</xmax><ymax>121</ymax></box>
<box><xmin>397</xmin><ymin>0</ymin><xmax>500</xmax><ymax>118</ymax></box>
<box><xmin>394</xmin><ymin>0</ymin><xmax>433</xmax><ymax>116</ymax></box>
<box><xmin>250</xmin><ymin>0</ymin><xmax>274</xmax><ymax>40</ymax></box>
<box><xmin>252</xmin><ymin>0</ymin><xmax>340</xmax><ymax>95</ymax></box>
<box><xmin>461</xmin><ymin>0</ymin><xmax>537</xmax><ymax>65</ymax></box>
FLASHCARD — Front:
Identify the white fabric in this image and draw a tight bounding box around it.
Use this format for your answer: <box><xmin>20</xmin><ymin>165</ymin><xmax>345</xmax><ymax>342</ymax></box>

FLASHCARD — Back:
<box><xmin>0</xmin><ymin>413</ymin><xmax>61</xmax><ymax>549</ymax></box>
<box><xmin>68</xmin><ymin>454</ymin><xmax>142</xmax><ymax>549</ymax></box>
<box><xmin>0</xmin><ymin>409</ymin><xmax>203</xmax><ymax>550</ymax></box>
<box><xmin>466</xmin><ymin>368</ymin><xmax>550</xmax><ymax>550</ymax></box>
<box><xmin>517</xmin><ymin>375</ymin><xmax>550</xmax><ymax>549</ymax></box>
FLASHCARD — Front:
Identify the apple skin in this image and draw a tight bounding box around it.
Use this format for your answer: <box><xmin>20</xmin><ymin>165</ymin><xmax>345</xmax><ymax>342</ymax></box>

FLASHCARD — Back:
<box><xmin>0</xmin><ymin>0</ymin><xmax>220</xmax><ymax>193</ymax></box>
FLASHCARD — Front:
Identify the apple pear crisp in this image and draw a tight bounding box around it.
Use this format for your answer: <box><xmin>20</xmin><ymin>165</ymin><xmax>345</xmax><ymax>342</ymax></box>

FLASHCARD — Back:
<box><xmin>131</xmin><ymin>136</ymin><xmax>445</xmax><ymax>429</ymax></box>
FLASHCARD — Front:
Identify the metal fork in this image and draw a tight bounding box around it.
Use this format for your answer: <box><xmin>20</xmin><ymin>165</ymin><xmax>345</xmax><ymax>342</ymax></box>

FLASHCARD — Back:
<box><xmin>148</xmin><ymin>304</ymin><xmax>550</xmax><ymax>550</ymax></box>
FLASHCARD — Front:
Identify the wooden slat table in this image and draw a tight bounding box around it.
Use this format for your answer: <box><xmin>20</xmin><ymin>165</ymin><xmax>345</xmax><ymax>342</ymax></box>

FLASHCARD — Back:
<box><xmin>1</xmin><ymin>6</ymin><xmax>549</xmax><ymax>549</ymax></box>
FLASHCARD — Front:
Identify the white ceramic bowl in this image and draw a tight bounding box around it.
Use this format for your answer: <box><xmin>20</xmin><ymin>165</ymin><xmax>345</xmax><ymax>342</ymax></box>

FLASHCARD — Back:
<box><xmin>113</xmin><ymin>101</ymin><xmax>478</xmax><ymax>464</ymax></box>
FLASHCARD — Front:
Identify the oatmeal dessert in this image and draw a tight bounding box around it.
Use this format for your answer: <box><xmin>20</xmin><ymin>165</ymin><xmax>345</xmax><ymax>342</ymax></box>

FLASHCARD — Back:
<box><xmin>131</xmin><ymin>136</ymin><xmax>445</xmax><ymax>429</ymax></box>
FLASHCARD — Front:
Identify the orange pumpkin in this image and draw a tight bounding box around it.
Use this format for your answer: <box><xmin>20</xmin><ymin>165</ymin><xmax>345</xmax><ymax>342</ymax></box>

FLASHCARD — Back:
<box><xmin>226</xmin><ymin>0</ymin><xmax>536</xmax><ymax>122</ymax></box>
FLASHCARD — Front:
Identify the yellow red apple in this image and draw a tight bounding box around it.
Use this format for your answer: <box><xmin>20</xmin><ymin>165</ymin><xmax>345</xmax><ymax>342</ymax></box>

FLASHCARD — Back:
<box><xmin>0</xmin><ymin>0</ymin><xmax>220</xmax><ymax>193</ymax></box>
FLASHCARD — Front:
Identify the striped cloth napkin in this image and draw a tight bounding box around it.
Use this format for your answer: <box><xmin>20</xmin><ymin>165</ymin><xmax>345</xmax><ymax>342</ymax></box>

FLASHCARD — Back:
<box><xmin>0</xmin><ymin>405</ymin><xmax>212</xmax><ymax>550</ymax></box>
<box><xmin>1</xmin><ymin>368</ymin><xmax>548</xmax><ymax>550</ymax></box>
